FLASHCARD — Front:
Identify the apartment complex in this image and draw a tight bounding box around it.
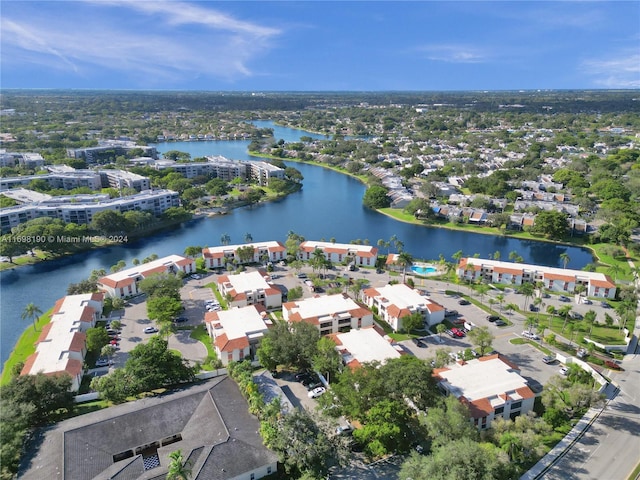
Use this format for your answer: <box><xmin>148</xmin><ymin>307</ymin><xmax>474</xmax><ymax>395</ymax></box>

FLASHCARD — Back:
<box><xmin>215</xmin><ymin>270</ymin><xmax>283</xmax><ymax>309</ymax></box>
<box><xmin>327</xmin><ymin>325</ymin><xmax>404</xmax><ymax>369</ymax></box>
<box><xmin>457</xmin><ymin>257</ymin><xmax>617</xmax><ymax>298</ymax></box>
<box><xmin>21</xmin><ymin>293</ymin><xmax>104</xmax><ymax>392</ymax></box>
<box><xmin>202</xmin><ymin>241</ymin><xmax>287</xmax><ymax>269</ymax></box>
<box><xmin>1</xmin><ymin>189</ymin><xmax>179</xmax><ymax>233</ymax></box>
<box><xmin>282</xmin><ymin>293</ymin><xmax>373</xmax><ymax>335</ymax></box>
<box><xmin>204</xmin><ymin>304</ymin><xmax>272</xmax><ymax>365</ymax></box>
<box><xmin>433</xmin><ymin>354</ymin><xmax>535</xmax><ymax>430</ymax></box>
<box><xmin>298</xmin><ymin>241</ymin><xmax>378</xmax><ymax>267</ymax></box>
<box><xmin>97</xmin><ymin>255</ymin><xmax>195</xmax><ymax>299</ymax></box>
<box><xmin>361</xmin><ymin>283</ymin><xmax>446</xmax><ymax>331</ymax></box>
<box><xmin>66</xmin><ymin>140</ymin><xmax>157</xmax><ymax>164</ymax></box>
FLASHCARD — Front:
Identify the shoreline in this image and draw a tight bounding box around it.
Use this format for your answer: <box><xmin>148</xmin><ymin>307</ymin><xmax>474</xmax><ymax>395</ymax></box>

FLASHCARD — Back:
<box><xmin>249</xmin><ymin>151</ymin><xmax>604</xmax><ymax>263</ymax></box>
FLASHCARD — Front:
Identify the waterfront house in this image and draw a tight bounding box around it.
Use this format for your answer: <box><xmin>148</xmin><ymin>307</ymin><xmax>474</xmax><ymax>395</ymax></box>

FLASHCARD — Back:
<box><xmin>215</xmin><ymin>270</ymin><xmax>282</xmax><ymax>309</ymax></box>
<box><xmin>299</xmin><ymin>240</ymin><xmax>378</xmax><ymax>267</ymax></box>
<box><xmin>202</xmin><ymin>241</ymin><xmax>286</xmax><ymax>269</ymax></box>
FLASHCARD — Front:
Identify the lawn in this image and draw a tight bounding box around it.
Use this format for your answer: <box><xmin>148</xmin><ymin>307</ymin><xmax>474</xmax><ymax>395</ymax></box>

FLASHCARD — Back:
<box><xmin>1</xmin><ymin>309</ymin><xmax>52</xmax><ymax>385</ymax></box>
<box><xmin>537</xmin><ymin>314</ymin><xmax>627</xmax><ymax>346</ymax></box>
<box><xmin>190</xmin><ymin>325</ymin><xmax>218</xmax><ymax>370</ymax></box>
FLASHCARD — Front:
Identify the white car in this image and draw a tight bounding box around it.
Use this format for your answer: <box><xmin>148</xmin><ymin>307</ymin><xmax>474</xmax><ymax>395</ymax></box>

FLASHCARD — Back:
<box><xmin>191</xmin><ymin>274</ymin><xmax>201</xmax><ymax>280</ymax></box>
<box><xmin>308</xmin><ymin>386</ymin><xmax>326</xmax><ymax>398</ymax></box>
<box><xmin>143</xmin><ymin>326</ymin><xmax>159</xmax><ymax>334</ymax></box>
<box><xmin>559</xmin><ymin>366</ymin><xmax>569</xmax><ymax>376</ymax></box>
<box><xmin>522</xmin><ymin>331</ymin><xmax>540</xmax><ymax>340</ymax></box>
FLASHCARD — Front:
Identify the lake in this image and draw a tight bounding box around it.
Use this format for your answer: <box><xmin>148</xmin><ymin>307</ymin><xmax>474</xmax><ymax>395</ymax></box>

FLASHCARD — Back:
<box><xmin>0</xmin><ymin>121</ymin><xmax>593</xmax><ymax>366</ymax></box>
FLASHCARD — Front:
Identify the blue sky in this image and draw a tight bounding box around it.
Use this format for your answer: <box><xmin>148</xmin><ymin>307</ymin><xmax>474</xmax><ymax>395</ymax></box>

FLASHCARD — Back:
<box><xmin>1</xmin><ymin>1</ymin><xmax>639</xmax><ymax>91</ymax></box>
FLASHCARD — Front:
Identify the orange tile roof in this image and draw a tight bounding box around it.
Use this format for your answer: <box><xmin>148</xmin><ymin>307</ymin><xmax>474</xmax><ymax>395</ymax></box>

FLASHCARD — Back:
<box><xmin>99</xmin><ymin>276</ymin><xmax>135</xmax><ymax>289</ymax></box>
<box><xmin>493</xmin><ymin>266</ymin><xmax>523</xmax><ymax>275</ymax></box>
<box><xmin>325</xmin><ymin>247</ymin><xmax>348</xmax><ymax>254</ymax></box>
<box><xmin>217</xmin><ymin>275</ymin><xmax>229</xmax><ymax>284</ymax></box>
<box><xmin>204</xmin><ymin>311</ymin><xmax>219</xmax><ymax>323</ymax></box>
<box><xmin>21</xmin><ymin>353</ymin><xmax>39</xmax><ymax>375</ymax></box>
<box><xmin>176</xmin><ymin>258</ymin><xmax>194</xmax><ymax>267</ymax></box>
<box><xmin>516</xmin><ymin>386</ymin><xmax>535</xmax><ymax>399</ymax></box>
<box><xmin>52</xmin><ymin>298</ymin><xmax>65</xmax><ymax>314</ymax></box>
<box><xmin>362</xmin><ymin>287</ymin><xmax>380</xmax><ymax>298</ymax></box>
<box><xmin>464</xmin><ymin>396</ymin><xmax>494</xmax><ymax>418</ymax></box>
<box><xmin>351</xmin><ymin>306</ymin><xmax>373</xmax><ymax>318</ymax></box>
<box><xmin>37</xmin><ymin>323</ymin><xmax>54</xmax><ymax>343</ymax></box>
<box><xmin>90</xmin><ymin>292</ymin><xmax>105</xmax><ymax>302</ymax></box>
<box><xmin>69</xmin><ymin>332</ymin><xmax>87</xmax><ymax>352</ymax></box>
<box><xmin>544</xmin><ymin>273</ymin><xmax>575</xmax><ymax>282</ymax></box>
<box><xmin>590</xmin><ymin>278</ymin><xmax>616</xmax><ymax>288</ymax></box>
<box><xmin>62</xmin><ymin>359</ymin><xmax>83</xmax><ymax>377</ymax></box>
<box><xmin>79</xmin><ymin>307</ymin><xmax>95</xmax><ymax>323</ymax></box>
<box><xmin>215</xmin><ymin>334</ymin><xmax>249</xmax><ymax>352</ymax></box>
<box><xmin>427</xmin><ymin>302</ymin><xmax>445</xmax><ymax>312</ymax></box>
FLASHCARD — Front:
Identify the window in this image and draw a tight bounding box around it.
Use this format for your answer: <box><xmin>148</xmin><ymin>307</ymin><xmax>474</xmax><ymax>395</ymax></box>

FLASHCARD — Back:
<box><xmin>511</xmin><ymin>401</ymin><xmax>522</xmax><ymax>409</ymax></box>
<box><xmin>267</xmin><ymin>467</ymin><xmax>272</xmax><ymax>474</ymax></box>
<box><xmin>494</xmin><ymin>406</ymin><xmax>504</xmax><ymax>415</ymax></box>
<box><xmin>250</xmin><ymin>474</ymin><xmax>255</xmax><ymax>480</ymax></box>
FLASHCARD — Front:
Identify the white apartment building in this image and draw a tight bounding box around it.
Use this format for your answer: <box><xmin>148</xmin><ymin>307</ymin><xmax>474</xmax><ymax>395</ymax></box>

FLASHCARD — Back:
<box><xmin>327</xmin><ymin>325</ymin><xmax>404</xmax><ymax>369</ymax></box>
<box><xmin>21</xmin><ymin>293</ymin><xmax>104</xmax><ymax>392</ymax></box>
<box><xmin>362</xmin><ymin>283</ymin><xmax>446</xmax><ymax>331</ymax></box>
<box><xmin>434</xmin><ymin>354</ymin><xmax>536</xmax><ymax>430</ymax></box>
<box><xmin>97</xmin><ymin>255</ymin><xmax>195</xmax><ymax>299</ymax></box>
<box><xmin>0</xmin><ymin>189</ymin><xmax>179</xmax><ymax>233</ymax></box>
<box><xmin>215</xmin><ymin>270</ymin><xmax>283</xmax><ymax>310</ymax></box>
<box><xmin>202</xmin><ymin>241</ymin><xmax>287</xmax><ymax>269</ymax></box>
<box><xmin>204</xmin><ymin>304</ymin><xmax>272</xmax><ymax>365</ymax></box>
<box><xmin>457</xmin><ymin>257</ymin><xmax>617</xmax><ymax>298</ymax></box>
<box><xmin>299</xmin><ymin>241</ymin><xmax>378</xmax><ymax>267</ymax></box>
<box><xmin>283</xmin><ymin>293</ymin><xmax>374</xmax><ymax>336</ymax></box>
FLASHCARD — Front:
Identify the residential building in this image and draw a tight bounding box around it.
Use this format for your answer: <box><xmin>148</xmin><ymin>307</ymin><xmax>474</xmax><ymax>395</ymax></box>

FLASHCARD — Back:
<box><xmin>215</xmin><ymin>270</ymin><xmax>282</xmax><ymax>309</ymax></box>
<box><xmin>250</xmin><ymin>160</ymin><xmax>286</xmax><ymax>186</ymax></box>
<box><xmin>283</xmin><ymin>293</ymin><xmax>373</xmax><ymax>335</ymax></box>
<box><xmin>18</xmin><ymin>377</ymin><xmax>278</xmax><ymax>480</ymax></box>
<box><xmin>0</xmin><ymin>189</ymin><xmax>179</xmax><ymax>233</ymax></box>
<box><xmin>456</xmin><ymin>257</ymin><xmax>617</xmax><ymax>298</ymax></box>
<box><xmin>433</xmin><ymin>354</ymin><xmax>535</xmax><ymax>430</ymax></box>
<box><xmin>99</xmin><ymin>170</ymin><xmax>150</xmax><ymax>191</ymax></box>
<box><xmin>20</xmin><ymin>293</ymin><xmax>104</xmax><ymax>392</ymax></box>
<box><xmin>299</xmin><ymin>240</ymin><xmax>378</xmax><ymax>267</ymax></box>
<box><xmin>204</xmin><ymin>304</ymin><xmax>272</xmax><ymax>365</ymax></box>
<box><xmin>327</xmin><ymin>325</ymin><xmax>404</xmax><ymax>369</ymax></box>
<box><xmin>202</xmin><ymin>241</ymin><xmax>286</xmax><ymax>269</ymax></box>
<box><xmin>97</xmin><ymin>255</ymin><xmax>195</xmax><ymax>298</ymax></box>
<box><xmin>0</xmin><ymin>151</ymin><xmax>45</xmax><ymax>169</ymax></box>
<box><xmin>361</xmin><ymin>283</ymin><xmax>445</xmax><ymax>331</ymax></box>
<box><xmin>66</xmin><ymin>140</ymin><xmax>157</xmax><ymax>164</ymax></box>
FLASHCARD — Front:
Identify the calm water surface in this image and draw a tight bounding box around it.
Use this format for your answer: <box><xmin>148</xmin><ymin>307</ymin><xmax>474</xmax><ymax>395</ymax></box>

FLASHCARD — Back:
<box><xmin>0</xmin><ymin>122</ymin><xmax>593</xmax><ymax>366</ymax></box>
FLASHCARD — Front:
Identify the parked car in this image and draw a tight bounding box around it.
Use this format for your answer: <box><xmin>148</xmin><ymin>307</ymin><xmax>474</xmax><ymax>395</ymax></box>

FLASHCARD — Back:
<box><xmin>600</xmin><ymin>301</ymin><xmax>610</xmax><ymax>309</ymax></box>
<box><xmin>528</xmin><ymin>304</ymin><xmax>539</xmax><ymax>312</ymax></box>
<box><xmin>558</xmin><ymin>295</ymin><xmax>570</xmax><ymax>302</ymax></box>
<box><xmin>576</xmin><ymin>348</ymin><xmax>588</xmax><ymax>358</ymax></box>
<box><xmin>559</xmin><ymin>366</ymin><xmax>569</xmax><ymax>376</ymax></box>
<box><xmin>542</xmin><ymin>355</ymin><xmax>556</xmax><ymax>364</ymax></box>
<box><xmin>191</xmin><ymin>274</ymin><xmax>201</xmax><ymax>280</ymax></box>
<box><xmin>494</xmin><ymin>320</ymin><xmax>507</xmax><ymax>326</ymax></box>
<box><xmin>308</xmin><ymin>386</ymin><xmax>326</xmax><ymax>398</ymax></box>
<box><xmin>95</xmin><ymin>357</ymin><xmax>112</xmax><ymax>367</ymax></box>
<box><xmin>306</xmin><ymin>382</ymin><xmax>323</xmax><ymax>391</ymax></box>
<box><xmin>458</xmin><ymin>299</ymin><xmax>471</xmax><ymax>305</ymax></box>
<box><xmin>452</xmin><ymin>318</ymin><xmax>466</xmax><ymax>325</ymax></box>
<box><xmin>569</xmin><ymin>311</ymin><xmax>583</xmax><ymax>320</ymax></box>
<box><xmin>486</xmin><ymin>315</ymin><xmax>500</xmax><ymax>322</ymax></box>
<box><xmin>297</xmin><ymin>273</ymin><xmax>307</xmax><ymax>279</ymax></box>
<box><xmin>174</xmin><ymin>316</ymin><xmax>189</xmax><ymax>323</ymax></box>
<box><xmin>143</xmin><ymin>326</ymin><xmax>159</xmax><ymax>334</ymax></box>
<box><xmin>450</xmin><ymin>327</ymin><xmax>465</xmax><ymax>338</ymax></box>
<box><xmin>581</xmin><ymin>298</ymin><xmax>592</xmax><ymax>304</ymax></box>
<box><xmin>445</xmin><ymin>310</ymin><xmax>459</xmax><ymax>317</ymax></box>
<box><xmin>522</xmin><ymin>331</ymin><xmax>540</xmax><ymax>340</ymax></box>
<box><xmin>336</xmin><ymin>424</ymin><xmax>354</xmax><ymax>436</ymax></box>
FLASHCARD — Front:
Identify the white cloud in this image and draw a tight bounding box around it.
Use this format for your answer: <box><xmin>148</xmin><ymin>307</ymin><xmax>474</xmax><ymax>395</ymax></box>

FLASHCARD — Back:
<box><xmin>417</xmin><ymin>44</ymin><xmax>487</xmax><ymax>64</ymax></box>
<box><xmin>0</xmin><ymin>1</ymin><xmax>281</xmax><ymax>86</ymax></box>
<box><xmin>582</xmin><ymin>52</ymin><xmax>640</xmax><ymax>88</ymax></box>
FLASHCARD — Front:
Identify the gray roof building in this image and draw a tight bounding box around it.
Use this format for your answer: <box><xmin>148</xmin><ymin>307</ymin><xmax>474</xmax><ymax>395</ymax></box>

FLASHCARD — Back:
<box><xmin>19</xmin><ymin>377</ymin><xmax>278</xmax><ymax>480</ymax></box>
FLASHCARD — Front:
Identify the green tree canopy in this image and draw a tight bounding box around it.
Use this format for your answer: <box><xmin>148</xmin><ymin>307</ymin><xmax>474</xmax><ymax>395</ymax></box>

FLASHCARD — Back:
<box><xmin>363</xmin><ymin>185</ymin><xmax>391</xmax><ymax>209</ymax></box>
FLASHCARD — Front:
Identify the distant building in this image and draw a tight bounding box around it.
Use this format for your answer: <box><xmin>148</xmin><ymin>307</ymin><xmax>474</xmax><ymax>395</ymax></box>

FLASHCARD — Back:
<box><xmin>433</xmin><ymin>354</ymin><xmax>535</xmax><ymax>430</ymax></box>
<box><xmin>0</xmin><ymin>189</ymin><xmax>179</xmax><ymax>233</ymax></box>
<box><xmin>97</xmin><ymin>255</ymin><xmax>195</xmax><ymax>298</ymax></box>
<box><xmin>66</xmin><ymin>140</ymin><xmax>157</xmax><ymax>164</ymax></box>
<box><xmin>202</xmin><ymin>241</ymin><xmax>287</xmax><ymax>269</ymax></box>
<box><xmin>299</xmin><ymin>240</ymin><xmax>378</xmax><ymax>267</ymax></box>
<box><xmin>283</xmin><ymin>293</ymin><xmax>373</xmax><ymax>335</ymax></box>
<box><xmin>21</xmin><ymin>293</ymin><xmax>104</xmax><ymax>392</ymax></box>
<box><xmin>204</xmin><ymin>304</ymin><xmax>272</xmax><ymax>365</ymax></box>
<box><xmin>361</xmin><ymin>283</ymin><xmax>445</xmax><ymax>331</ymax></box>
<box><xmin>457</xmin><ymin>257</ymin><xmax>617</xmax><ymax>298</ymax></box>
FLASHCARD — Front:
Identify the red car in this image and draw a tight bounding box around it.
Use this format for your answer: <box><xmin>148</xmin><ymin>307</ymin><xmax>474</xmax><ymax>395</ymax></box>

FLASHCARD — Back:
<box><xmin>450</xmin><ymin>327</ymin><xmax>465</xmax><ymax>338</ymax></box>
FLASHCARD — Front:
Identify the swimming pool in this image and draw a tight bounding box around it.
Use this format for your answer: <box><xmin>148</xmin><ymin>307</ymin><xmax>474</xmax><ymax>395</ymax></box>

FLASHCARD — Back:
<box><xmin>411</xmin><ymin>265</ymin><xmax>438</xmax><ymax>275</ymax></box>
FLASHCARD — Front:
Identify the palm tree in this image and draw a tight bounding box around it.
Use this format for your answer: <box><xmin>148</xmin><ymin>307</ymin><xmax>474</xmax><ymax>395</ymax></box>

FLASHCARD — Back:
<box><xmin>584</xmin><ymin>310</ymin><xmax>597</xmax><ymax>337</ymax></box>
<box><xmin>311</xmin><ymin>248</ymin><xmax>326</xmax><ymax>273</ymax></box>
<box><xmin>22</xmin><ymin>303</ymin><xmax>42</xmax><ymax>331</ymax></box>
<box><xmin>559</xmin><ymin>305</ymin><xmax>572</xmax><ymax>332</ymax></box>
<box><xmin>396</xmin><ymin>251</ymin><xmax>414</xmax><ymax>283</ymax></box>
<box><xmin>519</xmin><ymin>282</ymin><xmax>534</xmax><ymax>311</ymax></box>
<box><xmin>488</xmin><ymin>298</ymin><xmax>497</xmax><ymax>313</ymax></box>
<box><xmin>452</xmin><ymin>249</ymin><xmax>464</xmax><ymax>265</ymax></box>
<box><xmin>166</xmin><ymin>450</ymin><xmax>192</xmax><ymax>480</ymax></box>
<box><xmin>505</xmin><ymin>303</ymin><xmax>518</xmax><ymax>315</ymax></box>
<box><xmin>607</xmin><ymin>264</ymin><xmax>623</xmax><ymax>282</ymax></box>
<box><xmin>220</xmin><ymin>233</ymin><xmax>231</xmax><ymax>246</ymax></box>
<box><xmin>546</xmin><ymin>305</ymin><xmax>557</xmax><ymax>329</ymax></box>
<box><xmin>559</xmin><ymin>252</ymin><xmax>570</xmax><ymax>269</ymax></box>
<box><xmin>496</xmin><ymin>293</ymin><xmax>505</xmax><ymax>313</ymax></box>
<box><xmin>533</xmin><ymin>297</ymin><xmax>543</xmax><ymax>322</ymax></box>
<box><xmin>476</xmin><ymin>284</ymin><xmax>489</xmax><ymax>305</ymax></box>
<box><xmin>244</xmin><ymin>232</ymin><xmax>253</xmax><ymax>243</ymax></box>
<box><xmin>436</xmin><ymin>323</ymin><xmax>447</xmax><ymax>341</ymax></box>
